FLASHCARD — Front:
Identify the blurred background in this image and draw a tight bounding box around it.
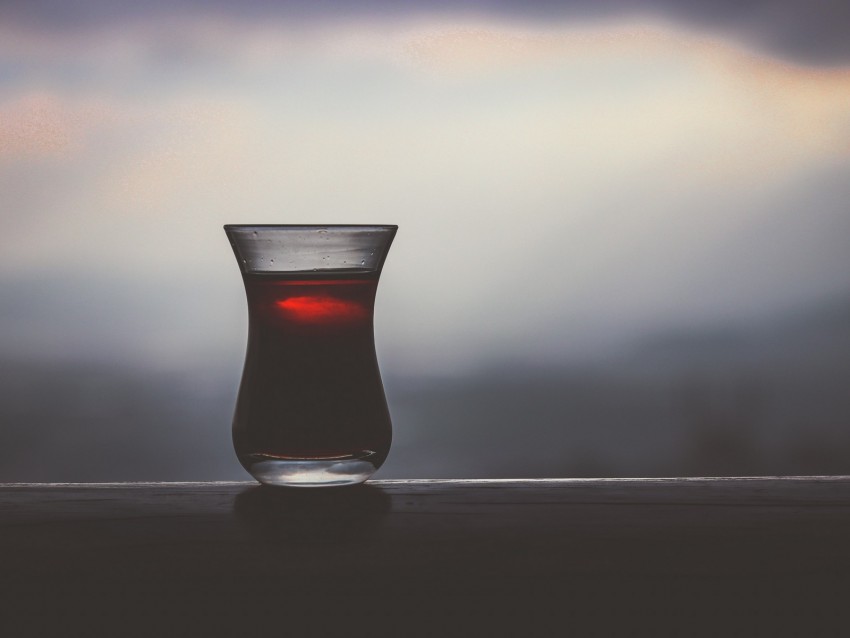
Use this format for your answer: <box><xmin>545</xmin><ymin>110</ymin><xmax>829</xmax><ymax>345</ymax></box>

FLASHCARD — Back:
<box><xmin>1</xmin><ymin>0</ymin><xmax>849</xmax><ymax>481</ymax></box>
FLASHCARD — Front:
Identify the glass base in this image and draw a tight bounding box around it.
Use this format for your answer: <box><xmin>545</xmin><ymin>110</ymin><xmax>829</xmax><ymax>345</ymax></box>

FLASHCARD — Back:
<box><xmin>240</xmin><ymin>454</ymin><xmax>379</xmax><ymax>487</ymax></box>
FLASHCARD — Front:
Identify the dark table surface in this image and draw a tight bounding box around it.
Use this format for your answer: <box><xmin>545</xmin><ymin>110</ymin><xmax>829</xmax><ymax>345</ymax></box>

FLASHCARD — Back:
<box><xmin>2</xmin><ymin>477</ymin><xmax>850</xmax><ymax>637</ymax></box>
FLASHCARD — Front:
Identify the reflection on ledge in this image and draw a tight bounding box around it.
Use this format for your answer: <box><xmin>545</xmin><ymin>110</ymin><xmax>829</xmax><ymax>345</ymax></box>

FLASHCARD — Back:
<box><xmin>234</xmin><ymin>483</ymin><xmax>390</xmax><ymax>542</ymax></box>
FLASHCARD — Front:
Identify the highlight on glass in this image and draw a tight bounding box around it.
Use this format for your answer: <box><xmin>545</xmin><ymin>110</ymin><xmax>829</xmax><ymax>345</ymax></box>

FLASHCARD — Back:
<box><xmin>225</xmin><ymin>224</ymin><xmax>397</xmax><ymax>487</ymax></box>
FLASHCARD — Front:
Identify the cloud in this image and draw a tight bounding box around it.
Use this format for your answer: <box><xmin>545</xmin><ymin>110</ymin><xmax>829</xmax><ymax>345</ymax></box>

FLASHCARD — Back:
<box><xmin>0</xmin><ymin>17</ymin><xmax>848</xmax><ymax>372</ymax></box>
<box><xmin>0</xmin><ymin>93</ymin><xmax>78</xmax><ymax>158</ymax></box>
<box><xmin>1</xmin><ymin>0</ymin><xmax>849</xmax><ymax>65</ymax></box>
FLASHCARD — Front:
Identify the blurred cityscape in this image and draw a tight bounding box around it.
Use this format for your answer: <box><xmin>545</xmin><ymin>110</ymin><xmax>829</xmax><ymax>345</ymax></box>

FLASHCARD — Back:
<box><xmin>2</xmin><ymin>293</ymin><xmax>847</xmax><ymax>481</ymax></box>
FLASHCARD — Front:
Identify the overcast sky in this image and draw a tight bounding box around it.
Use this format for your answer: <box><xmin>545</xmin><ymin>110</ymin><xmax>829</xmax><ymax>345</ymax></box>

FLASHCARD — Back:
<box><xmin>1</xmin><ymin>1</ymin><xmax>849</xmax><ymax>375</ymax></box>
<box><xmin>3</xmin><ymin>0</ymin><xmax>850</xmax><ymax>64</ymax></box>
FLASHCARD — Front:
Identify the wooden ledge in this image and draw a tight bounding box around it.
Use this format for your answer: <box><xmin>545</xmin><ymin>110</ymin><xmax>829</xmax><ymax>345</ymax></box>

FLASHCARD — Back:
<box><xmin>2</xmin><ymin>478</ymin><xmax>849</xmax><ymax>636</ymax></box>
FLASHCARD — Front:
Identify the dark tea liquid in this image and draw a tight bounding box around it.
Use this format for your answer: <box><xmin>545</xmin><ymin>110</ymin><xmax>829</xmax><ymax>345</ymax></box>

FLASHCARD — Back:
<box><xmin>233</xmin><ymin>271</ymin><xmax>392</xmax><ymax>480</ymax></box>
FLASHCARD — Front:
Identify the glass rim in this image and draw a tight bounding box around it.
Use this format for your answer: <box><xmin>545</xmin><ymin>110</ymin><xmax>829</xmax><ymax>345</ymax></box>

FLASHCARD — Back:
<box><xmin>224</xmin><ymin>224</ymin><xmax>397</xmax><ymax>231</ymax></box>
